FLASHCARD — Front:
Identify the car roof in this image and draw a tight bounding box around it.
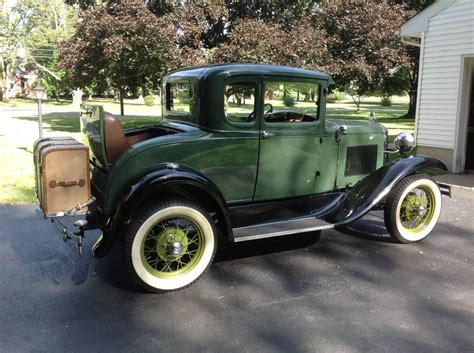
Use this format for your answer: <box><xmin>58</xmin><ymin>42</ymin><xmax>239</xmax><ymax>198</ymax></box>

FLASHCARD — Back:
<box><xmin>166</xmin><ymin>63</ymin><xmax>334</xmax><ymax>83</ymax></box>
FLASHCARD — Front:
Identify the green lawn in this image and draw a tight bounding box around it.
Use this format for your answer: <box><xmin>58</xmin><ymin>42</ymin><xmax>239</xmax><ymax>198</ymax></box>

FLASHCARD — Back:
<box><xmin>0</xmin><ymin>96</ymin><xmax>414</xmax><ymax>204</ymax></box>
<box><xmin>327</xmin><ymin>99</ymin><xmax>414</xmax><ymax>143</ymax></box>
<box><xmin>15</xmin><ymin>112</ymin><xmax>160</xmax><ymax>133</ymax></box>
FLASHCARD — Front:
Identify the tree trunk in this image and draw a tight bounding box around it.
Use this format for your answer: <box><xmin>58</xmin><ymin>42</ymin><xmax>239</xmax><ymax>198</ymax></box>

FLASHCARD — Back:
<box><xmin>403</xmin><ymin>66</ymin><xmax>418</xmax><ymax>119</ymax></box>
<box><xmin>401</xmin><ymin>47</ymin><xmax>420</xmax><ymax>119</ymax></box>
<box><xmin>0</xmin><ymin>57</ymin><xmax>11</xmax><ymax>102</ymax></box>
<box><xmin>0</xmin><ymin>57</ymin><xmax>5</xmax><ymax>101</ymax></box>
<box><xmin>405</xmin><ymin>89</ymin><xmax>417</xmax><ymax>118</ymax></box>
<box><xmin>120</xmin><ymin>89</ymin><xmax>125</xmax><ymax>116</ymax></box>
<box><xmin>350</xmin><ymin>93</ymin><xmax>361</xmax><ymax>111</ymax></box>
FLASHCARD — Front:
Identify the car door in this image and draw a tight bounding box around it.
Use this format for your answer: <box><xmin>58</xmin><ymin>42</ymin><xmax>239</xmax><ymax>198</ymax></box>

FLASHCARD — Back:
<box><xmin>254</xmin><ymin>78</ymin><xmax>326</xmax><ymax>201</ymax></box>
<box><xmin>195</xmin><ymin>77</ymin><xmax>261</xmax><ymax>203</ymax></box>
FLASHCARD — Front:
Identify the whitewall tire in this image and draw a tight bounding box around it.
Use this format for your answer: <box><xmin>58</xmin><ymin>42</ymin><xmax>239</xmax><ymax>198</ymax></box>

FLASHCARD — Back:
<box><xmin>123</xmin><ymin>199</ymin><xmax>217</xmax><ymax>293</ymax></box>
<box><xmin>384</xmin><ymin>174</ymin><xmax>442</xmax><ymax>243</ymax></box>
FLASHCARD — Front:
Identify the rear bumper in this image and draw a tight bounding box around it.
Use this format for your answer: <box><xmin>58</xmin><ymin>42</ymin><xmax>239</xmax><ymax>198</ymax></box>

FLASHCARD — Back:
<box><xmin>437</xmin><ymin>182</ymin><xmax>452</xmax><ymax>198</ymax></box>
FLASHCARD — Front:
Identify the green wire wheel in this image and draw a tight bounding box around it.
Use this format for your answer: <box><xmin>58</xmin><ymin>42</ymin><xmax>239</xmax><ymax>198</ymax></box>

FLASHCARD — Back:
<box><xmin>123</xmin><ymin>199</ymin><xmax>217</xmax><ymax>292</ymax></box>
<box><xmin>384</xmin><ymin>174</ymin><xmax>442</xmax><ymax>243</ymax></box>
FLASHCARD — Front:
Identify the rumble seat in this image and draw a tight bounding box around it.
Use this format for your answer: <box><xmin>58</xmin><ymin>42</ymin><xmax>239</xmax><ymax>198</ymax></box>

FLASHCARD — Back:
<box><xmin>104</xmin><ymin>112</ymin><xmax>151</xmax><ymax>164</ymax></box>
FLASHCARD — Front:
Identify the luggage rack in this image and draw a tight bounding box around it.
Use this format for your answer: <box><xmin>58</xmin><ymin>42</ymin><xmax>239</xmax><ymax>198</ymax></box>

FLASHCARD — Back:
<box><xmin>50</xmin><ymin>198</ymin><xmax>96</xmax><ymax>255</ymax></box>
<box><xmin>45</xmin><ymin>198</ymin><xmax>95</xmax><ymax>218</ymax></box>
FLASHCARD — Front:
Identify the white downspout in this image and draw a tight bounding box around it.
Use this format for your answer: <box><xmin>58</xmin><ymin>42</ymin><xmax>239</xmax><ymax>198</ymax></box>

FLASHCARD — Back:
<box><xmin>414</xmin><ymin>32</ymin><xmax>425</xmax><ymax>153</ymax></box>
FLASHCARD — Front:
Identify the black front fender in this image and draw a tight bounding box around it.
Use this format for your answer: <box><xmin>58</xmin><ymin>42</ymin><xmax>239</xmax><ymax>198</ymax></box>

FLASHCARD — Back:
<box><xmin>92</xmin><ymin>164</ymin><xmax>230</xmax><ymax>258</ymax></box>
<box><xmin>325</xmin><ymin>156</ymin><xmax>448</xmax><ymax>226</ymax></box>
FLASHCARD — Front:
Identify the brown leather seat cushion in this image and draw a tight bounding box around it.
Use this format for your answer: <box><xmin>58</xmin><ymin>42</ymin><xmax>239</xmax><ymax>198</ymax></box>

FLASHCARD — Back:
<box><xmin>126</xmin><ymin>132</ymin><xmax>152</xmax><ymax>146</ymax></box>
<box><xmin>104</xmin><ymin>112</ymin><xmax>130</xmax><ymax>165</ymax></box>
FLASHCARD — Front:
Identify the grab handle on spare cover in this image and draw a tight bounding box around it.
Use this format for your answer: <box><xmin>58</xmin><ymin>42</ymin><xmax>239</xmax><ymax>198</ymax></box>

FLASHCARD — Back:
<box><xmin>49</xmin><ymin>179</ymin><xmax>86</xmax><ymax>188</ymax></box>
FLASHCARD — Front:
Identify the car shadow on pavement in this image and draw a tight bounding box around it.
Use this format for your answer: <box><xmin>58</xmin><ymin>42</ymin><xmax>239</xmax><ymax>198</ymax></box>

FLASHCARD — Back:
<box><xmin>215</xmin><ymin>231</ymin><xmax>322</xmax><ymax>262</ymax></box>
<box><xmin>94</xmin><ymin>213</ymin><xmax>396</xmax><ymax>293</ymax></box>
<box><xmin>93</xmin><ymin>231</ymin><xmax>322</xmax><ymax>293</ymax></box>
<box><xmin>94</xmin><ymin>243</ymin><xmax>149</xmax><ymax>293</ymax></box>
<box><xmin>337</xmin><ymin>211</ymin><xmax>398</xmax><ymax>243</ymax></box>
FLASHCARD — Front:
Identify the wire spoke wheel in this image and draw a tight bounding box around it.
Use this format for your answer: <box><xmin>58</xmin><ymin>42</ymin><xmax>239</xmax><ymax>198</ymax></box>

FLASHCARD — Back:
<box><xmin>124</xmin><ymin>200</ymin><xmax>217</xmax><ymax>293</ymax></box>
<box><xmin>141</xmin><ymin>217</ymin><xmax>205</xmax><ymax>279</ymax></box>
<box><xmin>399</xmin><ymin>187</ymin><xmax>435</xmax><ymax>233</ymax></box>
<box><xmin>384</xmin><ymin>174</ymin><xmax>442</xmax><ymax>243</ymax></box>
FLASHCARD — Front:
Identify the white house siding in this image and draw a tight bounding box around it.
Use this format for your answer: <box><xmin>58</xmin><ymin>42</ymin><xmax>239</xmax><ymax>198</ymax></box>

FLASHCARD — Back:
<box><xmin>416</xmin><ymin>0</ymin><xmax>474</xmax><ymax>151</ymax></box>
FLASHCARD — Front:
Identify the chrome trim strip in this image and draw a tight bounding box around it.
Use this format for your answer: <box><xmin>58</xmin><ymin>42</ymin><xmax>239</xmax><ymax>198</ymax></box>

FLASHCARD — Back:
<box><xmin>234</xmin><ymin>224</ymin><xmax>334</xmax><ymax>242</ymax></box>
<box><xmin>232</xmin><ymin>217</ymin><xmax>335</xmax><ymax>242</ymax></box>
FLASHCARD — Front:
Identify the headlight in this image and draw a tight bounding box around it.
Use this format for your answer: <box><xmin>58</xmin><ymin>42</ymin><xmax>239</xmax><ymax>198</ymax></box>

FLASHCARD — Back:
<box><xmin>394</xmin><ymin>132</ymin><xmax>415</xmax><ymax>153</ymax></box>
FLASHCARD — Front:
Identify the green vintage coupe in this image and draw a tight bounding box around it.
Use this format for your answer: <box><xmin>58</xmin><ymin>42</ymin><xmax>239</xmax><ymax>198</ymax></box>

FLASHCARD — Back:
<box><xmin>35</xmin><ymin>63</ymin><xmax>451</xmax><ymax>292</ymax></box>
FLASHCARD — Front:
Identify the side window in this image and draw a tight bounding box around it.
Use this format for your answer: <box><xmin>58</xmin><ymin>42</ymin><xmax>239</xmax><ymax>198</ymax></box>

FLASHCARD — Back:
<box><xmin>224</xmin><ymin>82</ymin><xmax>257</xmax><ymax>124</ymax></box>
<box><xmin>167</xmin><ymin>81</ymin><xmax>191</xmax><ymax>113</ymax></box>
<box><xmin>264</xmin><ymin>81</ymin><xmax>320</xmax><ymax>123</ymax></box>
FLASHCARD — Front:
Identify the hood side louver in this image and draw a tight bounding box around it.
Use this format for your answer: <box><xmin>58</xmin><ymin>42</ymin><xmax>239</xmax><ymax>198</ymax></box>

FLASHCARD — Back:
<box><xmin>345</xmin><ymin>145</ymin><xmax>378</xmax><ymax>176</ymax></box>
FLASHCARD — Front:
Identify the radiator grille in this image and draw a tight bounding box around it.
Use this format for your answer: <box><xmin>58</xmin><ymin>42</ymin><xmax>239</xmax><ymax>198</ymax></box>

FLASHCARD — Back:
<box><xmin>345</xmin><ymin>145</ymin><xmax>378</xmax><ymax>176</ymax></box>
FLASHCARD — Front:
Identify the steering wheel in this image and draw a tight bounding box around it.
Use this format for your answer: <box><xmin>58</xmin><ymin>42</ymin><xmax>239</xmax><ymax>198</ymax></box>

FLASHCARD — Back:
<box><xmin>245</xmin><ymin>103</ymin><xmax>274</xmax><ymax>123</ymax></box>
<box><xmin>301</xmin><ymin>109</ymin><xmax>317</xmax><ymax>122</ymax></box>
<box><xmin>264</xmin><ymin>103</ymin><xmax>273</xmax><ymax>114</ymax></box>
<box><xmin>245</xmin><ymin>110</ymin><xmax>255</xmax><ymax>122</ymax></box>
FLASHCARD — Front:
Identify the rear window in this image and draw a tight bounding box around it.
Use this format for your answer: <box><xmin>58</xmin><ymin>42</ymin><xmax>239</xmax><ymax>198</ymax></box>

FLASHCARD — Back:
<box><xmin>164</xmin><ymin>80</ymin><xmax>197</xmax><ymax>124</ymax></box>
<box><xmin>167</xmin><ymin>81</ymin><xmax>191</xmax><ymax>113</ymax></box>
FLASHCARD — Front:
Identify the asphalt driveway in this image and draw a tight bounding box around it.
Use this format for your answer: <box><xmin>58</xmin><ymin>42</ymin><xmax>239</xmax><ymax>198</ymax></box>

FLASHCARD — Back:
<box><xmin>0</xmin><ymin>187</ymin><xmax>472</xmax><ymax>353</ymax></box>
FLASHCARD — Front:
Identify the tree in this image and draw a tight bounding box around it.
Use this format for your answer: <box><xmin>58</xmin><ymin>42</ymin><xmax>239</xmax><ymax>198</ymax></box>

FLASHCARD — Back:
<box><xmin>0</xmin><ymin>0</ymin><xmax>75</xmax><ymax>101</ymax></box>
<box><xmin>225</xmin><ymin>0</ymin><xmax>318</xmax><ymax>26</ymax></box>
<box><xmin>210</xmin><ymin>18</ymin><xmax>296</xmax><ymax>65</ymax></box>
<box><xmin>0</xmin><ymin>1</ymin><xmax>22</xmax><ymax>101</ymax></box>
<box><xmin>59</xmin><ymin>2</ymin><xmax>178</xmax><ymax>114</ymax></box>
<box><xmin>59</xmin><ymin>0</ymin><xmax>427</xmax><ymax>118</ymax></box>
<box><xmin>210</xmin><ymin>0</ymin><xmax>414</xmax><ymax>112</ymax></box>
<box><xmin>397</xmin><ymin>49</ymin><xmax>420</xmax><ymax>117</ymax></box>
<box><xmin>390</xmin><ymin>0</ymin><xmax>434</xmax><ymax>118</ymax></box>
<box><xmin>318</xmin><ymin>0</ymin><xmax>409</xmax><ymax>110</ymax></box>
<box><xmin>210</xmin><ymin>15</ymin><xmax>329</xmax><ymax>72</ymax></box>
<box><xmin>167</xmin><ymin>0</ymin><xmax>229</xmax><ymax>66</ymax></box>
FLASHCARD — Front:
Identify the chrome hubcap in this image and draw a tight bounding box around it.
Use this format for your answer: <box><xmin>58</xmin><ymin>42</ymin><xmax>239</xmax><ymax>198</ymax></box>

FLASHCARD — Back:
<box><xmin>141</xmin><ymin>216</ymin><xmax>205</xmax><ymax>278</ymax></box>
<box><xmin>400</xmin><ymin>187</ymin><xmax>436</xmax><ymax>234</ymax></box>
<box><xmin>167</xmin><ymin>241</ymin><xmax>183</xmax><ymax>257</ymax></box>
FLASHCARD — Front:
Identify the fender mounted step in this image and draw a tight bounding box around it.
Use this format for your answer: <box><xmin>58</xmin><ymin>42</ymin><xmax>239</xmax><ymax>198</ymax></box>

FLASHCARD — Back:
<box><xmin>232</xmin><ymin>217</ymin><xmax>335</xmax><ymax>242</ymax></box>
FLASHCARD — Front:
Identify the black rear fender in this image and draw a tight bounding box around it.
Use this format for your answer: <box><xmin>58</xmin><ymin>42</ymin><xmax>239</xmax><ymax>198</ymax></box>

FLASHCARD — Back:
<box><xmin>92</xmin><ymin>164</ymin><xmax>231</xmax><ymax>258</ymax></box>
<box><xmin>324</xmin><ymin>156</ymin><xmax>448</xmax><ymax>226</ymax></box>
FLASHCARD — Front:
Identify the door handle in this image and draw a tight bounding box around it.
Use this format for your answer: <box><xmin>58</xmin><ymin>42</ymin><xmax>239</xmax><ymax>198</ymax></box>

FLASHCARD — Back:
<box><xmin>261</xmin><ymin>131</ymin><xmax>274</xmax><ymax>138</ymax></box>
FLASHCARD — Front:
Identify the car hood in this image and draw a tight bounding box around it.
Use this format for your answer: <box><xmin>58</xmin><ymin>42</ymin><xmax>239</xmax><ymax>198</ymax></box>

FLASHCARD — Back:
<box><xmin>326</xmin><ymin>118</ymin><xmax>385</xmax><ymax>135</ymax></box>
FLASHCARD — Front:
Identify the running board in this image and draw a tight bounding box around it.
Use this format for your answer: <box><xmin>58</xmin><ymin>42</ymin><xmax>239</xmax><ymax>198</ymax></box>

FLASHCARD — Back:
<box><xmin>232</xmin><ymin>217</ymin><xmax>334</xmax><ymax>242</ymax></box>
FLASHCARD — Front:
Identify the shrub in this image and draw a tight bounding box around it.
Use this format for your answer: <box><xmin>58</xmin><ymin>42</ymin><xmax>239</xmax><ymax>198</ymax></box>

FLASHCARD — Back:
<box><xmin>144</xmin><ymin>95</ymin><xmax>155</xmax><ymax>106</ymax></box>
<box><xmin>380</xmin><ymin>96</ymin><xmax>392</xmax><ymax>106</ymax></box>
<box><xmin>283</xmin><ymin>94</ymin><xmax>295</xmax><ymax>107</ymax></box>
<box><xmin>326</xmin><ymin>89</ymin><xmax>345</xmax><ymax>103</ymax></box>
